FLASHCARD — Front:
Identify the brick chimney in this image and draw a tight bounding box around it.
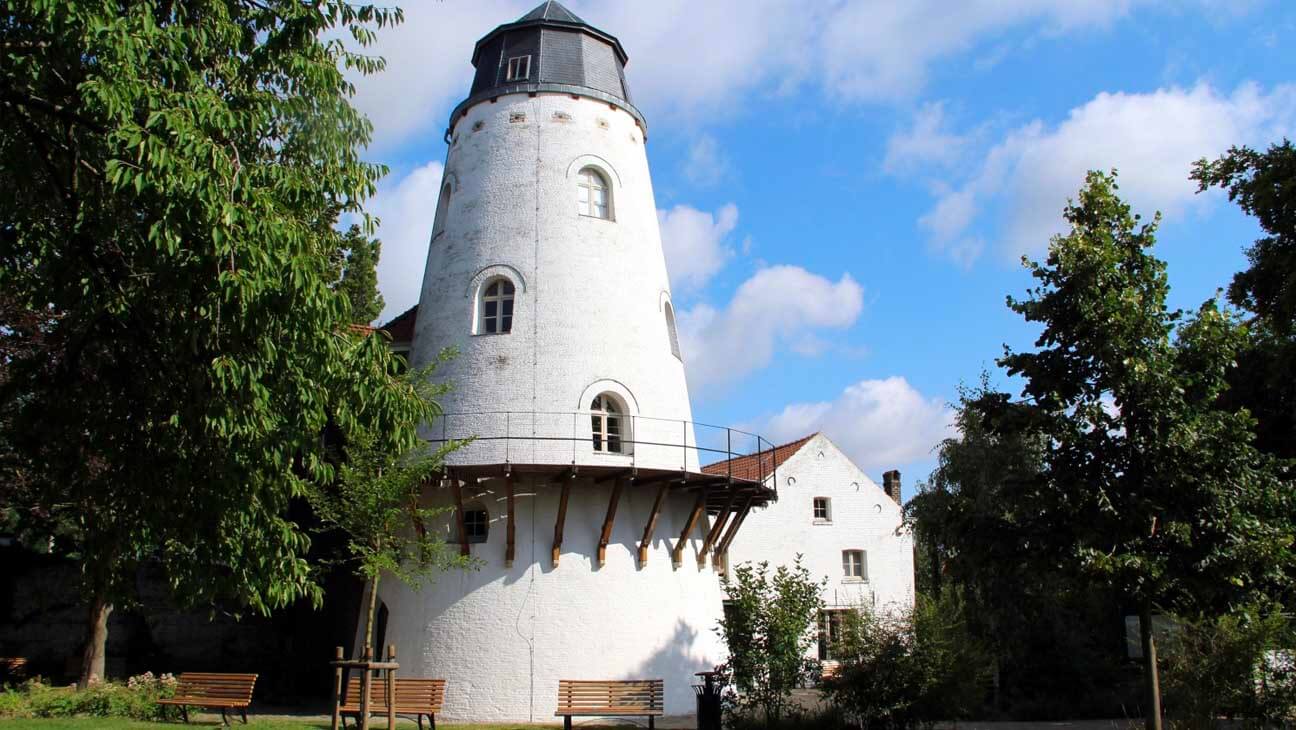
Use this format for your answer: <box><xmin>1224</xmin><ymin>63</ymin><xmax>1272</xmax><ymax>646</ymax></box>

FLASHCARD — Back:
<box><xmin>882</xmin><ymin>470</ymin><xmax>902</xmax><ymax>504</ymax></box>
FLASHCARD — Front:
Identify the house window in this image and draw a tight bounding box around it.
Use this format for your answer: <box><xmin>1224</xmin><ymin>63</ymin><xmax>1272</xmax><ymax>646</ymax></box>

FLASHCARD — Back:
<box><xmin>842</xmin><ymin>550</ymin><xmax>867</xmax><ymax>581</ymax></box>
<box><xmin>505</xmin><ymin>55</ymin><xmax>531</xmax><ymax>81</ymax></box>
<box><xmin>477</xmin><ymin>278</ymin><xmax>514</xmax><ymax>334</ymax></box>
<box><xmin>664</xmin><ymin>302</ymin><xmax>681</xmax><ymax>360</ymax></box>
<box><xmin>464</xmin><ymin>508</ymin><xmax>488</xmax><ymax>543</ymax></box>
<box><xmin>590</xmin><ymin>393</ymin><xmax>626</xmax><ymax>454</ymax></box>
<box><xmin>577</xmin><ymin>167</ymin><xmax>611</xmax><ymax>219</ymax></box>
<box><xmin>813</xmin><ymin>497</ymin><xmax>831</xmax><ymax>523</ymax></box>
<box><xmin>818</xmin><ymin>609</ymin><xmax>854</xmax><ymax>661</ymax></box>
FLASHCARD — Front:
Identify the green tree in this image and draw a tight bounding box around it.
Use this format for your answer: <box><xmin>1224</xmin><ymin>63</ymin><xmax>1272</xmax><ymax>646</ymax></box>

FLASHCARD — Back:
<box><xmin>1192</xmin><ymin>140</ymin><xmax>1296</xmax><ymax>459</ymax></box>
<box><xmin>335</xmin><ymin>224</ymin><xmax>385</xmax><ymax>325</ymax></box>
<box><xmin>907</xmin><ymin>380</ymin><xmax>1131</xmax><ymax>717</ymax></box>
<box><xmin>996</xmin><ymin>171</ymin><xmax>1295</xmax><ymax>729</ymax></box>
<box><xmin>0</xmin><ymin>1</ymin><xmax>412</xmax><ymax>687</ymax></box>
<box><xmin>717</xmin><ymin>558</ymin><xmax>825</xmax><ymax>725</ymax></box>
<box><xmin>309</xmin><ymin>355</ymin><xmax>474</xmax><ymax>660</ymax></box>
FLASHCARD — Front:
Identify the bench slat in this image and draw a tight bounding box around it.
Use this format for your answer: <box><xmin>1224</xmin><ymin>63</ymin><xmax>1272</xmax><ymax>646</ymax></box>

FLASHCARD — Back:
<box><xmin>555</xmin><ymin>679</ymin><xmax>664</xmax><ymax>718</ymax></box>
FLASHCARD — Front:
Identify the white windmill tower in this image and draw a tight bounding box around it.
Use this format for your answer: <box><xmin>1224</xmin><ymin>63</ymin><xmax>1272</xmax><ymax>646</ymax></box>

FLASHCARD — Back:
<box><xmin>370</xmin><ymin>2</ymin><xmax>780</xmax><ymax>721</ymax></box>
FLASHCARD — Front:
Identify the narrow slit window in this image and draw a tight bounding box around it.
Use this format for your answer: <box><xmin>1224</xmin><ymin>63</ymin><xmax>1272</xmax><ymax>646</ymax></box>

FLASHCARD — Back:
<box><xmin>664</xmin><ymin>301</ymin><xmax>682</xmax><ymax>360</ymax></box>
<box><xmin>505</xmin><ymin>55</ymin><xmax>531</xmax><ymax>81</ymax></box>
<box><xmin>479</xmin><ymin>278</ymin><xmax>515</xmax><ymax>334</ymax></box>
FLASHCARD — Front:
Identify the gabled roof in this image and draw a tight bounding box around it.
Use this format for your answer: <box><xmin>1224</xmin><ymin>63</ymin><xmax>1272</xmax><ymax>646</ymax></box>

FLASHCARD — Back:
<box><xmin>702</xmin><ymin>433</ymin><xmax>818</xmax><ymax>482</ymax></box>
<box><xmin>517</xmin><ymin>1</ymin><xmax>585</xmax><ymax>25</ymax></box>
<box><xmin>380</xmin><ymin>305</ymin><xmax>418</xmax><ymax>344</ymax></box>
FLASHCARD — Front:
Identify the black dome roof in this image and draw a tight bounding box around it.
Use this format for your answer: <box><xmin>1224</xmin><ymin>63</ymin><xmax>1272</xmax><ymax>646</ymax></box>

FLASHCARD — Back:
<box><xmin>447</xmin><ymin>1</ymin><xmax>645</xmax><ymax>138</ymax></box>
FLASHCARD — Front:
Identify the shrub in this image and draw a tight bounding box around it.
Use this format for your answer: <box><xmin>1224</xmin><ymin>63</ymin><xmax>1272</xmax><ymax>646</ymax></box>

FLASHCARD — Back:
<box><xmin>0</xmin><ymin>673</ymin><xmax>179</xmax><ymax>721</ymax></box>
<box><xmin>1160</xmin><ymin>610</ymin><xmax>1296</xmax><ymax>729</ymax></box>
<box><xmin>825</xmin><ymin>592</ymin><xmax>991</xmax><ymax>729</ymax></box>
<box><xmin>716</xmin><ymin>557</ymin><xmax>825</xmax><ymax>725</ymax></box>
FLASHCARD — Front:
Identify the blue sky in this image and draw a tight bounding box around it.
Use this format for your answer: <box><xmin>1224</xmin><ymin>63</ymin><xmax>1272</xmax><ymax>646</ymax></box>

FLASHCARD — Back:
<box><xmin>351</xmin><ymin>0</ymin><xmax>1296</xmax><ymax>498</ymax></box>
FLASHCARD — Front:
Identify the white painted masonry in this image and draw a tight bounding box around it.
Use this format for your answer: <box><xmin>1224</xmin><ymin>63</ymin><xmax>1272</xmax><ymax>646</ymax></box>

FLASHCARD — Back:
<box><xmin>725</xmin><ymin>433</ymin><xmax>916</xmax><ymax>622</ymax></box>
<box><xmin>410</xmin><ymin>91</ymin><xmax>698</xmax><ymax>473</ymax></box>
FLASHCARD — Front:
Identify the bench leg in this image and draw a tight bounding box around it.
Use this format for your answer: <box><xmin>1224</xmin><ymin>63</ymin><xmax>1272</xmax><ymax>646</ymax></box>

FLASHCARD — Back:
<box><xmin>649</xmin><ymin>717</ymin><xmax>655</xmax><ymax>730</ymax></box>
<box><xmin>241</xmin><ymin>708</ymin><xmax>248</xmax><ymax>725</ymax></box>
<box><xmin>564</xmin><ymin>716</ymin><xmax>572</xmax><ymax>730</ymax></box>
<box><xmin>430</xmin><ymin>713</ymin><xmax>436</xmax><ymax>730</ymax></box>
<box><xmin>220</xmin><ymin>707</ymin><xmax>228</xmax><ymax>726</ymax></box>
<box><xmin>179</xmin><ymin>706</ymin><xmax>189</xmax><ymax>724</ymax></box>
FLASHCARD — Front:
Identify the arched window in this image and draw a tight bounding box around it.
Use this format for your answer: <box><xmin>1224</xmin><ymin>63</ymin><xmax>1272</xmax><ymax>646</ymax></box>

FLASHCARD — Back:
<box><xmin>590</xmin><ymin>393</ymin><xmax>627</xmax><ymax>454</ymax></box>
<box><xmin>432</xmin><ymin>183</ymin><xmax>451</xmax><ymax>239</ymax></box>
<box><xmin>576</xmin><ymin>167</ymin><xmax>611</xmax><ymax>220</ymax></box>
<box><xmin>663</xmin><ymin>301</ymin><xmax>681</xmax><ymax>360</ymax></box>
<box><xmin>477</xmin><ymin>278</ymin><xmax>514</xmax><ymax>334</ymax></box>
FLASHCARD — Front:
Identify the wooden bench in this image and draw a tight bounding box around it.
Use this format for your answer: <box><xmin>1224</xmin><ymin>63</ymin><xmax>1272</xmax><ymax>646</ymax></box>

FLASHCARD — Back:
<box><xmin>555</xmin><ymin>679</ymin><xmax>664</xmax><ymax>730</ymax></box>
<box><xmin>157</xmin><ymin>672</ymin><xmax>257</xmax><ymax>725</ymax></box>
<box><xmin>339</xmin><ymin>676</ymin><xmax>446</xmax><ymax>730</ymax></box>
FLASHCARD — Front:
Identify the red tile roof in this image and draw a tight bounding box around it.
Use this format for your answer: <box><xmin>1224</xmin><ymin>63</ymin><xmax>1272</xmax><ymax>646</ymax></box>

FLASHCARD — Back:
<box><xmin>701</xmin><ymin>433</ymin><xmax>817</xmax><ymax>482</ymax></box>
<box><xmin>381</xmin><ymin>305</ymin><xmax>418</xmax><ymax>344</ymax></box>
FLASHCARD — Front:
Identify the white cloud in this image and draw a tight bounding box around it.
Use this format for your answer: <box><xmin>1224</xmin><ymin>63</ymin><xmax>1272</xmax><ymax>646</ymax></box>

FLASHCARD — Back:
<box><xmin>761</xmin><ymin>377</ymin><xmax>955</xmax><ymax>475</ymax></box>
<box><xmin>914</xmin><ymin>82</ymin><xmax>1296</xmax><ymax>264</ymax></box>
<box><xmin>350</xmin><ymin>0</ymin><xmax>1161</xmax><ymax>153</ymax></box>
<box><xmin>884</xmin><ymin>102</ymin><xmax>969</xmax><ymax>173</ymax></box>
<box><xmin>368</xmin><ymin>161</ymin><xmax>445</xmax><ymax>322</ymax></box>
<box><xmin>681</xmin><ymin>134</ymin><xmax>731</xmax><ymax>188</ymax></box>
<box><xmin>677</xmin><ymin>266</ymin><xmax>864</xmax><ymax>395</ymax></box>
<box><xmin>658</xmin><ymin>203</ymin><xmax>739</xmax><ymax>294</ymax></box>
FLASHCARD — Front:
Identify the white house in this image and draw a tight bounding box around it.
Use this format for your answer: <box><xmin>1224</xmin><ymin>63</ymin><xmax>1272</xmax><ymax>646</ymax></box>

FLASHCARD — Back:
<box><xmin>712</xmin><ymin>433</ymin><xmax>916</xmax><ymax>664</ymax></box>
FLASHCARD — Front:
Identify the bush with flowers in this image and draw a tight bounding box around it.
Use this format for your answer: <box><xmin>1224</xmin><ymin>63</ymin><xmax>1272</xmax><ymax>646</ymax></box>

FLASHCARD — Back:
<box><xmin>0</xmin><ymin>672</ymin><xmax>180</xmax><ymax>720</ymax></box>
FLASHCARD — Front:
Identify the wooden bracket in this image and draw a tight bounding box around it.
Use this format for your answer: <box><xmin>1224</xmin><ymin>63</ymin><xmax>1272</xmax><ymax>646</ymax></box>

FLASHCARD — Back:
<box><xmin>715</xmin><ymin>496</ymin><xmax>754</xmax><ymax>569</ymax></box>
<box><xmin>671</xmin><ymin>489</ymin><xmax>707</xmax><ymax>569</ymax></box>
<box><xmin>552</xmin><ymin>480</ymin><xmax>571</xmax><ymax>567</ymax></box>
<box><xmin>505</xmin><ymin>475</ymin><xmax>516</xmax><ymax>568</ymax></box>
<box><xmin>698</xmin><ymin>491</ymin><xmax>736</xmax><ymax>569</ymax></box>
<box><xmin>449</xmin><ymin>477</ymin><xmax>468</xmax><ymax>557</ymax></box>
<box><xmin>596</xmin><ymin>480</ymin><xmax>624</xmax><ymax>567</ymax></box>
<box><xmin>638</xmin><ymin>482</ymin><xmax>670</xmax><ymax>567</ymax></box>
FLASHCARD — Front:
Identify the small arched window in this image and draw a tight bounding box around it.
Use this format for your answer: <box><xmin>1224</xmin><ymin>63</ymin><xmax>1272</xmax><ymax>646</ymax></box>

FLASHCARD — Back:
<box><xmin>663</xmin><ymin>301</ymin><xmax>681</xmax><ymax>360</ymax></box>
<box><xmin>577</xmin><ymin>167</ymin><xmax>611</xmax><ymax>220</ymax></box>
<box><xmin>432</xmin><ymin>183</ymin><xmax>452</xmax><ymax>239</ymax></box>
<box><xmin>590</xmin><ymin>393</ymin><xmax>627</xmax><ymax>454</ymax></box>
<box><xmin>477</xmin><ymin>278</ymin><xmax>515</xmax><ymax>334</ymax></box>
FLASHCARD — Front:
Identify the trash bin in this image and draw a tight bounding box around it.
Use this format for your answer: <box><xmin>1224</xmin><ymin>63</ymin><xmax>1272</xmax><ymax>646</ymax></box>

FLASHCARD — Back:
<box><xmin>693</xmin><ymin>671</ymin><xmax>723</xmax><ymax>730</ymax></box>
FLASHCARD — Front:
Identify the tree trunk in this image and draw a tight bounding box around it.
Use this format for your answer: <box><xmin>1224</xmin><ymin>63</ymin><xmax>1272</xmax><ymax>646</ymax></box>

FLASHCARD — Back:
<box><xmin>362</xmin><ymin>572</ymin><xmax>380</xmax><ymax>659</ymax></box>
<box><xmin>1140</xmin><ymin>603</ymin><xmax>1163</xmax><ymax>730</ymax></box>
<box><xmin>78</xmin><ymin>594</ymin><xmax>112</xmax><ymax>689</ymax></box>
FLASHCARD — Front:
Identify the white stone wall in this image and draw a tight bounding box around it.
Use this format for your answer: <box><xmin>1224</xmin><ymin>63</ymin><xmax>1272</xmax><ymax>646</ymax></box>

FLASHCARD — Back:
<box><xmin>372</xmin><ymin>475</ymin><xmax>730</xmax><ymax>721</ymax></box>
<box><xmin>410</xmin><ymin>92</ymin><xmax>698</xmax><ymax>472</ymax></box>
<box><xmin>725</xmin><ymin>434</ymin><xmax>916</xmax><ymax>618</ymax></box>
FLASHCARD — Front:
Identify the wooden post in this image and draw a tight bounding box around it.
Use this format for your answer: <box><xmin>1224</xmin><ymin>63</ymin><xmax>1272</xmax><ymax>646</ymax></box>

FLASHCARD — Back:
<box><xmin>385</xmin><ymin>645</ymin><xmax>396</xmax><ymax>730</ymax></box>
<box><xmin>552</xmin><ymin>480</ymin><xmax>571</xmax><ymax>567</ymax></box>
<box><xmin>698</xmin><ymin>492</ymin><xmax>736</xmax><ymax>568</ymax></box>
<box><xmin>331</xmin><ymin>646</ymin><xmax>343</xmax><ymax>730</ymax></box>
<box><xmin>505</xmin><ymin>475</ymin><xmax>516</xmax><ymax>568</ymax></box>
<box><xmin>638</xmin><ymin>483</ymin><xmax>669</xmax><ymax>567</ymax></box>
<box><xmin>450</xmin><ymin>478</ymin><xmax>468</xmax><ymax>557</ymax></box>
<box><xmin>358</xmin><ymin>645</ymin><xmax>371</xmax><ymax>730</ymax></box>
<box><xmin>672</xmin><ymin>490</ymin><xmax>707</xmax><ymax>568</ymax></box>
<box><xmin>597</xmin><ymin>480</ymin><xmax>624</xmax><ymax>567</ymax></box>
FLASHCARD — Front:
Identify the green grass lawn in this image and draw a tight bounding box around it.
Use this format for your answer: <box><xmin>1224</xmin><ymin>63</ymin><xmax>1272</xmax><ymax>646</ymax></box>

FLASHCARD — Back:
<box><xmin>0</xmin><ymin>721</ymin><xmax>571</xmax><ymax>729</ymax></box>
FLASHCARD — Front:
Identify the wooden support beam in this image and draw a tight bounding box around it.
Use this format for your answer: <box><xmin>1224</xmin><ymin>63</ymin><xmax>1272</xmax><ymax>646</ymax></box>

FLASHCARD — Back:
<box><xmin>596</xmin><ymin>480</ymin><xmax>624</xmax><ymax>567</ymax></box>
<box><xmin>449</xmin><ymin>478</ymin><xmax>468</xmax><ymax>557</ymax></box>
<box><xmin>505</xmin><ymin>475</ymin><xmax>516</xmax><ymax>568</ymax></box>
<box><xmin>552</xmin><ymin>480</ymin><xmax>571</xmax><ymax>567</ymax></box>
<box><xmin>715</xmin><ymin>496</ymin><xmax>754</xmax><ymax>568</ymax></box>
<box><xmin>698</xmin><ymin>491</ymin><xmax>737</xmax><ymax>568</ymax></box>
<box><xmin>638</xmin><ymin>482</ymin><xmax>670</xmax><ymax>567</ymax></box>
<box><xmin>671</xmin><ymin>490</ymin><xmax>708</xmax><ymax>569</ymax></box>
<box><xmin>595</xmin><ymin>468</ymin><xmax>635</xmax><ymax>484</ymax></box>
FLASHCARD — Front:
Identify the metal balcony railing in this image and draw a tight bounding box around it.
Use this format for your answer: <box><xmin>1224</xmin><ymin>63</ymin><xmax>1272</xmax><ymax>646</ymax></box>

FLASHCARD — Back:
<box><xmin>426</xmin><ymin>410</ymin><xmax>781</xmax><ymax>490</ymax></box>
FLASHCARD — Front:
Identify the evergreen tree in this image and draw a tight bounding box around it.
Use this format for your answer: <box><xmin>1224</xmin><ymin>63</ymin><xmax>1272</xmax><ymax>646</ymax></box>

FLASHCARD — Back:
<box><xmin>336</xmin><ymin>224</ymin><xmax>385</xmax><ymax>325</ymax></box>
